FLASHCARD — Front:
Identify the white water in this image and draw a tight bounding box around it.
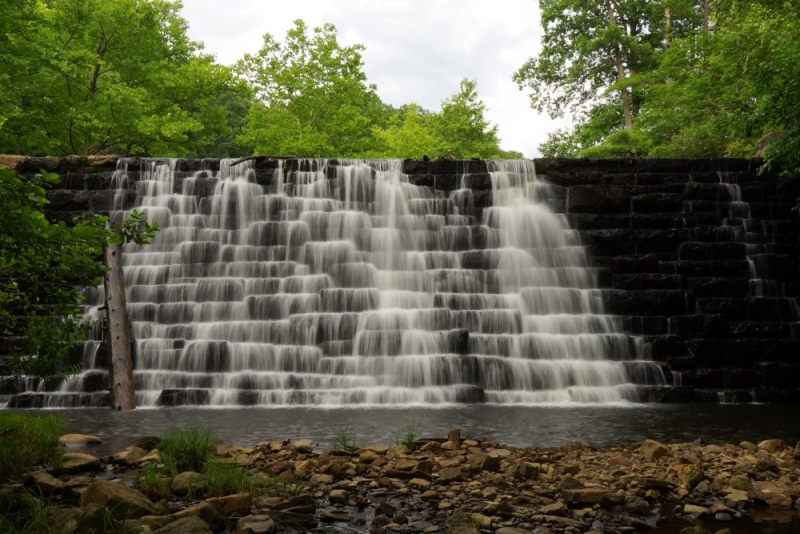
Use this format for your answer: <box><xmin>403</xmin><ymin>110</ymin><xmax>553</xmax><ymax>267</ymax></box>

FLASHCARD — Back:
<box><xmin>24</xmin><ymin>158</ymin><xmax>667</xmax><ymax>407</ymax></box>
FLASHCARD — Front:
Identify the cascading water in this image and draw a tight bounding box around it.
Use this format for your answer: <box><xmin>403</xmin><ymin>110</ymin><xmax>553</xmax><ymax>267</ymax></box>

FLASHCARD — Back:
<box><xmin>17</xmin><ymin>158</ymin><xmax>667</xmax><ymax>407</ymax></box>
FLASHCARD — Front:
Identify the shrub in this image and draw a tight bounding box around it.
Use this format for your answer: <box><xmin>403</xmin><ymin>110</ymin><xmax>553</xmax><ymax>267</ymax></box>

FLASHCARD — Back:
<box><xmin>394</xmin><ymin>422</ymin><xmax>418</xmax><ymax>451</ymax></box>
<box><xmin>0</xmin><ymin>412</ymin><xmax>64</xmax><ymax>481</ymax></box>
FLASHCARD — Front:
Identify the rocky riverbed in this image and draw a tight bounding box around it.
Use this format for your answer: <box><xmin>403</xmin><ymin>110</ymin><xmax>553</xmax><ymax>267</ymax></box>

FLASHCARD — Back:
<box><xmin>6</xmin><ymin>429</ymin><xmax>800</xmax><ymax>534</ymax></box>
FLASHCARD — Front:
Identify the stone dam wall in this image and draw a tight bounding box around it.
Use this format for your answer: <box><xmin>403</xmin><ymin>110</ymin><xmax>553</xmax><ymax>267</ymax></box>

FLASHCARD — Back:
<box><xmin>2</xmin><ymin>155</ymin><xmax>799</xmax><ymax>404</ymax></box>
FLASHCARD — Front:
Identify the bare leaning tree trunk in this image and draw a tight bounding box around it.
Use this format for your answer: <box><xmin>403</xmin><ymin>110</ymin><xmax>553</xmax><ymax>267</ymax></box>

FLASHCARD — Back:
<box><xmin>103</xmin><ymin>231</ymin><xmax>135</xmax><ymax>410</ymax></box>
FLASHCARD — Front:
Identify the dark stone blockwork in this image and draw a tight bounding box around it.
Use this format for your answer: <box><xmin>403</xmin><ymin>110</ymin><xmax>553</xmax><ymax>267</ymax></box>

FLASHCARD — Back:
<box><xmin>2</xmin><ymin>155</ymin><xmax>799</xmax><ymax>404</ymax></box>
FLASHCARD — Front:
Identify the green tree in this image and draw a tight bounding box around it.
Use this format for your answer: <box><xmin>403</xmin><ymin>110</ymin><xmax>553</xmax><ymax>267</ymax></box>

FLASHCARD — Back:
<box><xmin>516</xmin><ymin>0</ymin><xmax>703</xmax><ymax>156</ymax></box>
<box><xmin>0</xmin><ymin>168</ymin><xmax>157</xmax><ymax>380</ymax></box>
<box><xmin>237</xmin><ymin>20</ymin><xmax>383</xmax><ymax>157</ymax></box>
<box><xmin>0</xmin><ymin>0</ymin><xmax>243</xmax><ymax>157</ymax></box>
<box><xmin>371</xmin><ymin>104</ymin><xmax>443</xmax><ymax>159</ymax></box>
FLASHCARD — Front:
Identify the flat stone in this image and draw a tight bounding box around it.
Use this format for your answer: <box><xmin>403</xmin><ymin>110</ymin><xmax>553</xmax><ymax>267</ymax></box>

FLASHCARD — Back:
<box><xmin>309</xmin><ymin>473</ymin><xmax>333</xmax><ymax>485</ymax></box>
<box><xmin>684</xmin><ymin>504</ymin><xmax>709</xmax><ymax>515</ymax></box>
<box><xmin>61</xmin><ymin>453</ymin><xmax>101</xmax><ymax>473</ymax></box>
<box><xmin>80</xmin><ymin>480</ymin><xmax>158</xmax><ymax>519</ymax></box>
<box><xmin>154</xmin><ymin>516</ymin><xmax>213</xmax><ymax>534</ymax></box>
<box><xmin>562</xmin><ymin>488</ymin><xmax>610</xmax><ymax>503</ymax></box>
<box><xmin>544</xmin><ymin>515</ymin><xmax>585</xmax><ymax>528</ymax></box>
<box><xmin>205</xmin><ymin>493</ymin><xmax>252</xmax><ymax>516</ymax></box>
<box><xmin>124</xmin><ymin>515</ymin><xmax>175</xmax><ymax>531</ymax></box>
<box><xmin>640</xmin><ymin>439</ymin><xmax>672</xmax><ymax>460</ymax></box>
<box><xmin>112</xmin><ymin>446</ymin><xmax>148</xmax><ymax>465</ymax></box>
<box><xmin>539</xmin><ymin>501</ymin><xmax>568</xmax><ymax>515</ymax></box>
<box><xmin>28</xmin><ymin>472</ymin><xmax>64</xmax><ymax>494</ymax></box>
<box><xmin>495</xmin><ymin>528</ymin><xmax>532</xmax><ymax>534</ymax></box>
<box><xmin>171</xmin><ymin>501</ymin><xmax>227</xmax><ymax>532</ymax></box>
<box><xmin>236</xmin><ymin>515</ymin><xmax>276</xmax><ymax>533</ymax></box>
<box><xmin>467</xmin><ymin>452</ymin><xmax>499</xmax><ymax>472</ymax></box>
<box><xmin>410</xmin><ymin>478</ymin><xmax>431</xmax><ymax>490</ymax></box>
<box><xmin>58</xmin><ymin>434</ymin><xmax>102</xmax><ymax>446</ymax></box>
<box><xmin>329</xmin><ymin>489</ymin><xmax>347</xmax><ymax>503</ymax></box>
<box><xmin>171</xmin><ymin>471</ymin><xmax>208</xmax><ymax>497</ymax></box>
<box><xmin>264</xmin><ymin>510</ymin><xmax>316</xmax><ymax>526</ymax></box>
<box><xmin>758</xmin><ymin>439</ymin><xmax>789</xmax><ymax>453</ymax></box>
<box><xmin>676</xmin><ymin>464</ymin><xmax>705</xmax><ymax>489</ymax></box>
<box><xmin>321</xmin><ymin>511</ymin><xmax>353</xmax><ymax>522</ymax></box>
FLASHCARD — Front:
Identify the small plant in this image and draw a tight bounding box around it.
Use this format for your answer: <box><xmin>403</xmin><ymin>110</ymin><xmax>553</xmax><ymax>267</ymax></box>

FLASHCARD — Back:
<box><xmin>332</xmin><ymin>427</ymin><xmax>356</xmax><ymax>451</ymax></box>
<box><xmin>0</xmin><ymin>490</ymin><xmax>58</xmax><ymax>534</ymax></box>
<box><xmin>0</xmin><ymin>412</ymin><xmax>64</xmax><ymax>481</ymax></box>
<box><xmin>252</xmin><ymin>472</ymin><xmax>301</xmax><ymax>498</ymax></box>
<box><xmin>157</xmin><ymin>426</ymin><xmax>213</xmax><ymax>474</ymax></box>
<box><xmin>138</xmin><ymin>463</ymin><xmax>167</xmax><ymax>497</ymax></box>
<box><xmin>395</xmin><ymin>422</ymin><xmax>418</xmax><ymax>451</ymax></box>
<box><xmin>204</xmin><ymin>461</ymin><xmax>254</xmax><ymax>497</ymax></box>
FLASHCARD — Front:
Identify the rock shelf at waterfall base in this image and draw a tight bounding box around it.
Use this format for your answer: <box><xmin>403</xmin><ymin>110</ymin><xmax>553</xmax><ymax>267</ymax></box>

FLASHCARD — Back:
<box><xmin>15</xmin><ymin>428</ymin><xmax>800</xmax><ymax>534</ymax></box>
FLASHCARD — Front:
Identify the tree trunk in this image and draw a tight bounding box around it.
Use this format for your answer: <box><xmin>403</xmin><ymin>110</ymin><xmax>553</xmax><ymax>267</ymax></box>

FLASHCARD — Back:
<box><xmin>605</xmin><ymin>0</ymin><xmax>634</xmax><ymax>133</ymax></box>
<box><xmin>103</xmin><ymin>236</ymin><xmax>135</xmax><ymax>410</ymax></box>
<box><xmin>703</xmin><ymin>0</ymin><xmax>710</xmax><ymax>30</ymax></box>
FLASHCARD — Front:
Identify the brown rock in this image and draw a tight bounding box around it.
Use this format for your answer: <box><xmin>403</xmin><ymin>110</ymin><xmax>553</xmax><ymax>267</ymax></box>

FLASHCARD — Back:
<box><xmin>264</xmin><ymin>510</ymin><xmax>316</xmax><ymax>526</ymax></box>
<box><xmin>729</xmin><ymin>475</ymin><xmax>752</xmax><ymax>491</ymax></box>
<box><xmin>309</xmin><ymin>473</ymin><xmax>333</xmax><ymax>485</ymax></box>
<box><xmin>421</xmin><ymin>490</ymin><xmax>439</xmax><ymax>501</ymax></box>
<box><xmin>676</xmin><ymin>464</ymin><xmax>705</xmax><ymax>489</ymax></box>
<box><xmin>739</xmin><ymin>441</ymin><xmax>759</xmax><ymax>452</ymax></box>
<box><xmin>448</xmin><ymin>427</ymin><xmax>461</xmax><ymax>447</ymax></box>
<box><xmin>755</xmin><ymin>450</ymin><xmax>781</xmax><ymax>473</ymax></box>
<box><xmin>112</xmin><ymin>446</ymin><xmax>148</xmax><ymax>465</ymax></box>
<box><xmin>59</xmin><ymin>434</ymin><xmax>102</xmax><ymax>446</ymax></box>
<box><xmin>438</xmin><ymin>466</ymin><xmax>465</xmax><ymax>482</ymax></box>
<box><xmin>684</xmin><ymin>504</ymin><xmax>709</xmax><ymax>515</ymax></box>
<box><xmin>320</xmin><ymin>511</ymin><xmax>353</xmax><ymax>523</ymax></box>
<box><xmin>171</xmin><ymin>471</ymin><xmax>208</xmax><ymax>497</ymax></box>
<box><xmin>80</xmin><ymin>480</ymin><xmax>158</xmax><ymax>519</ymax></box>
<box><xmin>467</xmin><ymin>452</ymin><xmax>499</xmax><ymax>472</ymax></box>
<box><xmin>171</xmin><ymin>501</ymin><xmax>226</xmax><ymax>532</ymax></box>
<box><xmin>0</xmin><ymin>155</ymin><xmax>27</xmax><ymax>171</ymax></box>
<box><xmin>329</xmin><ymin>489</ymin><xmax>347</xmax><ymax>503</ymax></box>
<box><xmin>607</xmin><ymin>455</ymin><xmax>632</xmax><ymax>467</ymax></box>
<box><xmin>235</xmin><ymin>515</ymin><xmax>276</xmax><ymax>534</ymax></box>
<box><xmin>124</xmin><ymin>515</ymin><xmax>175</xmax><ymax>532</ymax></box>
<box><xmin>679</xmin><ymin>527</ymin><xmax>711</xmax><ymax>534</ymax></box>
<box><xmin>409</xmin><ymin>478</ymin><xmax>431</xmax><ymax>490</ymax></box>
<box><xmin>28</xmin><ymin>472</ymin><xmax>64</xmax><ymax>495</ymax></box>
<box><xmin>758</xmin><ymin>439</ymin><xmax>789</xmax><ymax>453</ymax></box>
<box><xmin>154</xmin><ymin>516</ymin><xmax>213</xmax><ymax>534</ymax></box>
<box><xmin>640</xmin><ymin>439</ymin><xmax>672</xmax><ymax>460</ymax></box>
<box><xmin>562</xmin><ymin>488</ymin><xmax>610</xmax><ymax>503</ymax></box>
<box><xmin>205</xmin><ymin>493</ymin><xmax>252</xmax><ymax>517</ymax></box>
<box><xmin>539</xmin><ymin>501</ymin><xmax>568</xmax><ymax>515</ymax></box>
<box><xmin>386</xmin><ymin>445</ymin><xmax>409</xmax><ymax>459</ymax></box>
<box><xmin>359</xmin><ymin>450</ymin><xmax>379</xmax><ymax>463</ymax></box>
<box><xmin>263</xmin><ymin>494</ymin><xmax>314</xmax><ymax>511</ymax></box>
<box><xmin>62</xmin><ymin>453</ymin><xmax>101</xmax><ymax>473</ymax></box>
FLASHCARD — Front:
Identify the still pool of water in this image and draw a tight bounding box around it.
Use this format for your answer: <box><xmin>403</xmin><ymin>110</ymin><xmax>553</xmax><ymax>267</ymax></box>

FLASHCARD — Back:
<box><xmin>18</xmin><ymin>404</ymin><xmax>800</xmax><ymax>456</ymax></box>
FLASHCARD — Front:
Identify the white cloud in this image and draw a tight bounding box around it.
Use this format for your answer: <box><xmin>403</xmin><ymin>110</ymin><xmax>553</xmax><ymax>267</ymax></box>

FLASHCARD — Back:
<box><xmin>180</xmin><ymin>0</ymin><xmax>567</xmax><ymax>157</ymax></box>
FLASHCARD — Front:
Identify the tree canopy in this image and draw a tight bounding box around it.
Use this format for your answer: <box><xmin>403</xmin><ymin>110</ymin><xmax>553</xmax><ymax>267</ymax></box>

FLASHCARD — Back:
<box><xmin>0</xmin><ymin>8</ymin><xmax>520</xmax><ymax>159</ymax></box>
<box><xmin>518</xmin><ymin>0</ymin><xmax>800</xmax><ymax>171</ymax></box>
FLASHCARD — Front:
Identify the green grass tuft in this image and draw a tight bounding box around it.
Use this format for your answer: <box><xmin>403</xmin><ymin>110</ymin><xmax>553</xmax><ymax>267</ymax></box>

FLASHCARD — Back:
<box><xmin>204</xmin><ymin>461</ymin><xmax>254</xmax><ymax>497</ymax></box>
<box><xmin>394</xmin><ymin>422</ymin><xmax>418</xmax><ymax>451</ymax></box>
<box><xmin>332</xmin><ymin>427</ymin><xmax>356</xmax><ymax>451</ymax></box>
<box><xmin>157</xmin><ymin>426</ymin><xmax>212</xmax><ymax>475</ymax></box>
<box><xmin>0</xmin><ymin>412</ymin><xmax>64</xmax><ymax>481</ymax></box>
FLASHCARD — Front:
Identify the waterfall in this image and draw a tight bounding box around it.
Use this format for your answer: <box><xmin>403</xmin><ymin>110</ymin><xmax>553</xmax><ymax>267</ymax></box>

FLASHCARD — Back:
<box><xmin>23</xmin><ymin>158</ymin><xmax>668</xmax><ymax>407</ymax></box>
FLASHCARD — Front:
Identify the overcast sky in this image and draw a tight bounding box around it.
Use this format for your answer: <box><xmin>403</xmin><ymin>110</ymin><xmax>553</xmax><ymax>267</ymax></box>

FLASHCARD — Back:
<box><xmin>180</xmin><ymin>0</ymin><xmax>568</xmax><ymax>158</ymax></box>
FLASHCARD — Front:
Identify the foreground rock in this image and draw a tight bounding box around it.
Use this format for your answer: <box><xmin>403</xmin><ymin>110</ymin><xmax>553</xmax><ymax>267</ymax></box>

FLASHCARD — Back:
<box><xmin>80</xmin><ymin>480</ymin><xmax>158</xmax><ymax>519</ymax></box>
<box><xmin>20</xmin><ymin>430</ymin><xmax>800</xmax><ymax>534</ymax></box>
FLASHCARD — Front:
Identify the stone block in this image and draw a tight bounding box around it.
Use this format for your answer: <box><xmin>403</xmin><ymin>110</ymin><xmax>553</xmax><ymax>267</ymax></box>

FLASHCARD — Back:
<box><xmin>678</xmin><ymin>242</ymin><xmax>746</xmax><ymax>261</ymax></box>
<box><xmin>568</xmin><ymin>185</ymin><xmax>629</xmax><ymax>213</ymax></box>
<box><xmin>635</xmin><ymin>229</ymin><xmax>691</xmax><ymax>254</ymax></box>
<box><xmin>677</xmin><ymin>261</ymin><xmax>750</xmax><ymax>278</ymax></box>
<box><xmin>613</xmin><ymin>274</ymin><xmax>683</xmax><ymax>290</ymax></box>
<box><xmin>668</xmin><ymin>315</ymin><xmax>728</xmax><ymax>338</ymax></box>
<box><xmin>631</xmin><ymin>193</ymin><xmax>683</xmax><ymax>213</ymax></box>
<box><xmin>687</xmin><ymin>278</ymin><xmax>749</xmax><ymax>299</ymax></box>
<box><xmin>580</xmin><ymin>229</ymin><xmax>635</xmax><ymax>256</ymax></box>
<box><xmin>639</xmin><ymin>290</ymin><xmax>689</xmax><ymax>316</ymax></box>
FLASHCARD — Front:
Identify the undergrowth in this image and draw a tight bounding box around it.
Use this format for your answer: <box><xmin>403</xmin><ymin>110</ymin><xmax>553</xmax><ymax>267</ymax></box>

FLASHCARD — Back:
<box><xmin>332</xmin><ymin>427</ymin><xmax>356</xmax><ymax>451</ymax></box>
<box><xmin>395</xmin><ymin>422</ymin><xmax>418</xmax><ymax>451</ymax></box>
<box><xmin>204</xmin><ymin>461</ymin><xmax>253</xmax><ymax>497</ymax></box>
<box><xmin>0</xmin><ymin>412</ymin><xmax>64</xmax><ymax>481</ymax></box>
